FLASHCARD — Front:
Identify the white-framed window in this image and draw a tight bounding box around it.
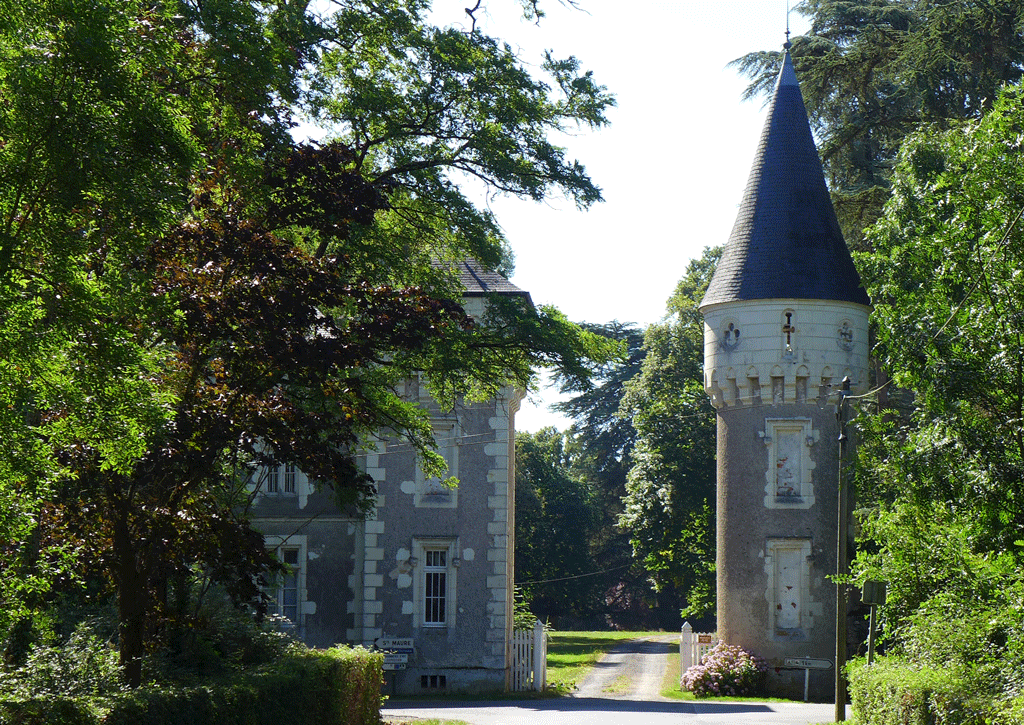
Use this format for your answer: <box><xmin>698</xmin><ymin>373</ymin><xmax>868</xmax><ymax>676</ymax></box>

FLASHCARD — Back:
<box><xmin>413</xmin><ymin>538</ymin><xmax>457</xmax><ymax>628</ymax></box>
<box><xmin>762</xmin><ymin>418</ymin><xmax>817</xmax><ymax>509</ymax></box>
<box><xmin>261</xmin><ymin>464</ymin><xmax>301</xmax><ymax>496</ymax></box>
<box><xmin>271</xmin><ymin>547</ymin><xmax>300</xmax><ymax>623</ymax></box>
<box><xmin>263</xmin><ymin>535</ymin><xmax>308</xmax><ymax>634</ymax></box>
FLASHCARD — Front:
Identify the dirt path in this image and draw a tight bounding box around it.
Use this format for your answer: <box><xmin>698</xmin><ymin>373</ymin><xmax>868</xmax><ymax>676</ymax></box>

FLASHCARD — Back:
<box><xmin>572</xmin><ymin>635</ymin><xmax>677</xmax><ymax>701</ymax></box>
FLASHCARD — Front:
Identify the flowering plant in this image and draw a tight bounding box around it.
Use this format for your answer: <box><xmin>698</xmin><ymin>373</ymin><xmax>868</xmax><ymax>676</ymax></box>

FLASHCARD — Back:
<box><xmin>681</xmin><ymin>642</ymin><xmax>768</xmax><ymax>698</ymax></box>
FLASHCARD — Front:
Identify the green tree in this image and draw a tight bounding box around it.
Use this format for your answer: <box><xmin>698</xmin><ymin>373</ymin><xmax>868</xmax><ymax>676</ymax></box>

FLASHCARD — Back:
<box><xmin>733</xmin><ymin>0</ymin><xmax>1024</xmax><ymax>245</ymax></box>
<box><xmin>850</xmin><ymin>82</ymin><xmax>1024</xmax><ymax>702</ymax></box>
<box><xmin>514</xmin><ymin>428</ymin><xmax>600</xmax><ymax>624</ymax></box>
<box><xmin>619</xmin><ymin>247</ymin><xmax>720</xmax><ymax>618</ymax></box>
<box><xmin>0</xmin><ymin>0</ymin><xmax>615</xmax><ymax>684</ymax></box>
<box><xmin>551</xmin><ymin>322</ymin><xmax>656</xmax><ymax>626</ymax></box>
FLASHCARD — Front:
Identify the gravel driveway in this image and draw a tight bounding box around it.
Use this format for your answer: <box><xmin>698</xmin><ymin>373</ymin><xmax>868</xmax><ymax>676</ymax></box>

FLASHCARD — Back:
<box><xmin>572</xmin><ymin>635</ymin><xmax>677</xmax><ymax>700</ymax></box>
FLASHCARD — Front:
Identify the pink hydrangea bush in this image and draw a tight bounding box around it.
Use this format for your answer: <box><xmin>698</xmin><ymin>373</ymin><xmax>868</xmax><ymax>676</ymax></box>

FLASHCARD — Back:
<box><xmin>681</xmin><ymin>642</ymin><xmax>768</xmax><ymax>698</ymax></box>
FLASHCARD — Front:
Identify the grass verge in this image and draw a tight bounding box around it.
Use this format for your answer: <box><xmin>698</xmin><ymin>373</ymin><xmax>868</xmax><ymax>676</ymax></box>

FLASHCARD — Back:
<box><xmin>659</xmin><ymin>646</ymin><xmax>695</xmax><ymax>700</ymax></box>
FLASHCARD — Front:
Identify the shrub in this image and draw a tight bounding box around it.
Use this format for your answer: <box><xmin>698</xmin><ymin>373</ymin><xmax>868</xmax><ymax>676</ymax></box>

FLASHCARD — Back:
<box><xmin>141</xmin><ymin>585</ymin><xmax>302</xmax><ymax>685</ymax></box>
<box><xmin>989</xmin><ymin>695</ymin><xmax>1024</xmax><ymax>725</ymax></box>
<box><xmin>0</xmin><ymin>697</ymin><xmax>100</xmax><ymax>725</ymax></box>
<box><xmin>848</xmin><ymin>657</ymin><xmax>994</xmax><ymax>725</ymax></box>
<box><xmin>680</xmin><ymin>642</ymin><xmax>767</xmax><ymax>698</ymax></box>
<box><xmin>1</xmin><ymin>622</ymin><xmax>123</xmax><ymax>700</ymax></box>
<box><xmin>1</xmin><ymin>643</ymin><xmax>383</xmax><ymax>725</ymax></box>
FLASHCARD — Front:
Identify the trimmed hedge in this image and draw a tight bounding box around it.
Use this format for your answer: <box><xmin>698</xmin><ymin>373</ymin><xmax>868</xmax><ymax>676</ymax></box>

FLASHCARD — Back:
<box><xmin>847</xmin><ymin>657</ymin><xmax>999</xmax><ymax>725</ymax></box>
<box><xmin>0</xmin><ymin>646</ymin><xmax>382</xmax><ymax>725</ymax></box>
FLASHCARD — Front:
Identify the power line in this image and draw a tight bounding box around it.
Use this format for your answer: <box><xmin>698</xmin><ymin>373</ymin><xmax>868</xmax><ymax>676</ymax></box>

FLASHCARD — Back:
<box><xmin>515</xmin><ymin>563</ymin><xmax>631</xmax><ymax>586</ymax></box>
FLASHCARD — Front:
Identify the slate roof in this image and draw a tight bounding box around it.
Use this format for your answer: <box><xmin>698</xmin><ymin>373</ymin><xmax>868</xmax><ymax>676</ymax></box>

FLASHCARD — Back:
<box><xmin>452</xmin><ymin>259</ymin><xmax>531</xmax><ymax>301</ymax></box>
<box><xmin>700</xmin><ymin>51</ymin><xmax>870</xmax><ymax>309</ymax></box>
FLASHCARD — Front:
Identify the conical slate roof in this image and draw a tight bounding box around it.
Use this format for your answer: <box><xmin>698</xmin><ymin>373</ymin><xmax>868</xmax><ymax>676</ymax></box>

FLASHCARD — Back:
<box><xmin>701</xmin><ymin>52</ymin><xmax>870</xmax><ymax>308</ymax></box>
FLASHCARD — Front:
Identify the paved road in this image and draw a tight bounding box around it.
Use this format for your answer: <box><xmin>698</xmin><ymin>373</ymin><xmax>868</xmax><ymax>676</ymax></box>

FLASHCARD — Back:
<box><xmin>383</xmin><ymin>696</ymin><xmax>845</xmax><ymax>725</ymax></box>
<box><xmin>383</xmin><ymin>636</ymin><xmax>848</xmax><ymax>725</ymax></box>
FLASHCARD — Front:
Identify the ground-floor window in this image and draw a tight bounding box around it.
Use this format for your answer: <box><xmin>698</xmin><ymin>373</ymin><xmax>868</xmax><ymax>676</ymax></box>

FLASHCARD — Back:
<box><xmin>423</xmin><ymin>549</ymin><xmax>448</xmax><ymax>625</ymax></box>
<box><xmin>270</xmin><ymin>547</ymin><xmax>300</xmax><ymax>623</ymax></box>
<box><xmin>414</xmin><ymin>538</ymin><xmax>456</xmax><ymax>628</ymax></box>
<box><xmin>421</xmin><ymin>674</ymin><xmax>447</xmax><ymax>689</ymax></box>
<box><xmin>263</xmin><ymin>536</ymin><xmax>307</xmax><ymax>634</ymax></box>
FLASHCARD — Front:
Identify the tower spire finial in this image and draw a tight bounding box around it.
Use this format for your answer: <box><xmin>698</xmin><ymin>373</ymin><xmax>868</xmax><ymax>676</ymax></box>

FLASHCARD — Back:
<box><xmin>784</xmin><ymin>1</ymin><xmax>792</xmax><ymax>50</ymax></box>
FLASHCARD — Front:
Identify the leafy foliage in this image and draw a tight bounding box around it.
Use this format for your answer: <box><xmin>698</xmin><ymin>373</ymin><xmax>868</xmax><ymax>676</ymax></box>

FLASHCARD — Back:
<box><xmin>849</xmin><ymin>82</ymin><xmax>1024</xmax><ymax>708</ymax></box>
<box><xmin>552</xmin><ymin>322</ymin><xmax>665</xmax><ymax>628</ymax></box>
<box><xmin>514</xmin><ymin>428</ymin><xmax>600</xmax><ymax>624</ymax></box>
<box><xmin>511</xmin><ymin>587</ymin><xmax>542</xmax><ymax>631</ymax></box>
<box><xmin>857</xmin><ymin>82</ymin><xmax>1024</xmax><ymax>552</ymax></box>
<box><xmin>847</xmin><ymin>656</ymin><xmax>1009</xmax><ymax>725</ymax></box>
<box><xmin>1</xmin><ymin>622</ymin><xmax>123</xmax><ymax>700</ymax></box>
<box><xmin>518</xmin><ymin>320</ymin><xmax>698</xmax><ymax>629</ymax></box>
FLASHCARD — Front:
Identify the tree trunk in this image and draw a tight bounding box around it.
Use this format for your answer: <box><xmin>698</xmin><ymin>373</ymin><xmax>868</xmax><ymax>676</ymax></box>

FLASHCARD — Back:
<box><xmin>113</xmin><ymin>513</ymin><xmax>146</xmax><ymax>689</ymax></box>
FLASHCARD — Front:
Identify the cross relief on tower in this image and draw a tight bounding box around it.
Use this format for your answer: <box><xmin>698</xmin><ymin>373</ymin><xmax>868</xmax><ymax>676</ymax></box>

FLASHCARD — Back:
<box><xmin>701</xmin><ymin>300</ymin><xmax>868</xmax><ymax>410</ymax></box>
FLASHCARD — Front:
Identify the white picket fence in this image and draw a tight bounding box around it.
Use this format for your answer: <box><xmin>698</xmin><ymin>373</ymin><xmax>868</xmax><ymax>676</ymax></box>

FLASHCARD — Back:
<box><xmin>679</xmin><ymin>621</ymin><xmax>718</xmax><ymax>680</ymax></box>
<box><xmin>510</xmin><ymin>620</ymin><xmax>547</xmax><ymax>691</ymax></box>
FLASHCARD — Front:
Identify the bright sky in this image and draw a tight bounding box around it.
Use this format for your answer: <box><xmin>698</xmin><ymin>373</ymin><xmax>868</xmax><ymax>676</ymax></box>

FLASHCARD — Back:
<box><xmin>452</xmin><ymin>1</ymin><xmax>811</xmax><ymax>431</ymax></box>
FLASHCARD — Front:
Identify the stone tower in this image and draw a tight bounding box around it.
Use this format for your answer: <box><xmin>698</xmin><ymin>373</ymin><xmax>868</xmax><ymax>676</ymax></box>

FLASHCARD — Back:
<box><xmin>698</xmin><ymin>49</ymin><xmax>870</xmax><ymax>701</ymax></box>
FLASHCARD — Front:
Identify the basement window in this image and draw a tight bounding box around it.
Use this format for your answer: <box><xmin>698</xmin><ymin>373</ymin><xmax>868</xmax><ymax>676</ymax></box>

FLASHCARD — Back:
<box><xmin>420</xmin><ymin>674</ymin><xmax>447</xmax><ymax>689</ymax></box>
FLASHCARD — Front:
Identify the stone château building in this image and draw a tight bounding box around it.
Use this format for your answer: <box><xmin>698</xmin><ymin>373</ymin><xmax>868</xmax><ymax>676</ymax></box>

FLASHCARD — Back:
<box><xmin>699</xmin><ymin>48</ymin><xmax>871</xmax><ymax>701</ymax></box>
<box><xmin>251</xmin><ymin>262</ymin><xmax>525</xmax><ymax>695</ymax></box>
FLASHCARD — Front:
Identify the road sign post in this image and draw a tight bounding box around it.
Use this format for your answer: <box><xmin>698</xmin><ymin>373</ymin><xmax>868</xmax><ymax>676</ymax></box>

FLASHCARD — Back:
<box><xmin>783</xmin><ymin>658</ymin><xmax>833</xmax><ymax>702</ymax></box>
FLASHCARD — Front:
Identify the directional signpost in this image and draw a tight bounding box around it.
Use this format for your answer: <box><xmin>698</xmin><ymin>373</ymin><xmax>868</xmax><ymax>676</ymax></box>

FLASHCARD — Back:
<box><xmin>376</xmin><ymin>637</ymin><xmax>415</xmax><ymax>654</ymax></box>
<box><xmin>783</xmin><ymin>657</ymin><xmax>832</xmax><ymax>670</ymax></box>
<box><xmin>382</xmin><ymin>653</ymin><xmax>408</xmax><ymax>671</ymax></box>
<box><xmin>783</xmin><ymin>658</ymin><xmax>833</xmax><ymax>702</ymax></box>
<box><xmin>376</xmin><ymin>638</ymin><xmax>415</xmax><ymax>673</ymax></box>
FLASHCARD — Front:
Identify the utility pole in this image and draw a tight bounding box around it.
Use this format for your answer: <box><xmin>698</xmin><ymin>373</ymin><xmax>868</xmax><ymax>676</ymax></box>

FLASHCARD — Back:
<box><xmin>834</xmin><ymin>376</ymin><xmax>851</xmax><ymax>722</ymax></box>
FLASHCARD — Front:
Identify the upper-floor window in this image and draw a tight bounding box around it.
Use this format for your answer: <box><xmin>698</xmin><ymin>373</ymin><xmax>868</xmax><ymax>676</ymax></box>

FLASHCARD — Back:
<box><xmin>762</xmin><ymin>418</ymin><xmax>817</xmax><ymax>509</ymax></box>
<box><xmin>262</xmin><ymin>464</ymin><xmax>299</xmax><ymax>496</ymax></box>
